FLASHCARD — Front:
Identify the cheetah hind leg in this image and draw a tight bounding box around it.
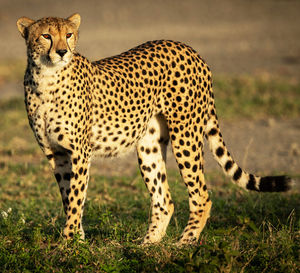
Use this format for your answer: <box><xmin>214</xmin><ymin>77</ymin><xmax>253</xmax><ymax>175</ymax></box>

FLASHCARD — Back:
<box><xmin>137</xmin><ymin>115</ymin><xmax>174</xmax><ymax>244</ymax></box>
<box><xmin>169</xmin><ymin>126</ymin><xmax>212</xmax><ymax>245</ymax></box>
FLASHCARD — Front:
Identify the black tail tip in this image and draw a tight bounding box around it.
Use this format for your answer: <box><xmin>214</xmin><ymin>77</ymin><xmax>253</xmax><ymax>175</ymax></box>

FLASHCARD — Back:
<box><xmin>259</xmin><ymin>175</ymin><xmax>293</xmax><ymax>192</ymax></box>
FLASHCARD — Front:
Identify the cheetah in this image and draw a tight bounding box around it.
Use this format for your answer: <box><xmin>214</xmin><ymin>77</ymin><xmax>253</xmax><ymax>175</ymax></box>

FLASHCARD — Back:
<box><xmin>17</xmin><ymin>14</ymin><xmax>292</xmax><ymax>245</ymax></box>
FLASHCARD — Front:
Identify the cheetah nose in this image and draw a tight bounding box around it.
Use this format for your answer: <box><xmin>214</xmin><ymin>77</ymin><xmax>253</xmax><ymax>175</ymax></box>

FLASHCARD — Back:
<box><xmin>56</xmin><ymin>49</ymin><xmax>67</xmax><ymax>57</ymax></box>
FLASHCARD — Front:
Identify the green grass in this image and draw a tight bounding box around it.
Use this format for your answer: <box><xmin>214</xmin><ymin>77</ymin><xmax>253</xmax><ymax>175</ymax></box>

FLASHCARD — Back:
<box><xmin>0</xmin><ymin>76</ymin><xmax>299</xmax><ymax>272</ymax></box>
<box><xmin>0</xmin><ymin>59</ymin><xmax>25</xmax><ymax>84</ymax></box>
<box><xmin>213</xmin><ymin>75</ymin><xmax>300</xmax><ymax>119</ymax></box>
<box><xmin>0</xmin><ymin>163</ymin><xmax>299</xmax><ymax>272</ymax></box>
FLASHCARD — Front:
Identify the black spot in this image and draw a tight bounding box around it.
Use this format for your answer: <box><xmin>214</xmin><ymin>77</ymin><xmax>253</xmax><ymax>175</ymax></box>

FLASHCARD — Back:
<box><xmin>184</xmin><ymin>161</ymin><xmax>191</xmax><ymax>168</ymax></box>
<box><xmin>208</xmin><ymin>128</ymin><xmax>218</xmax><ymax>136</ymax></box>
<box><xmin>176</xmin><ymin>152</ymin><xmax>182</xmax><ymax>158</ymax></box>
<box><xmin>233</xmin><ymin>167</ymin><xmax>242</xmax><ymax>181</ymax></box>
<box><xmin>183</xmin><ymin>150</ymin><xmax>190</xmax><ymax>157</ymax></box>
<box><xmin>225</xmin><ymin>160</ymin><xmax>233</xmax><ymax>171</ymax></box>
<box><xmin>192</xmin><ymin>145</ymin><xmax>197</xmax><ymax>152</ymax></box>
<box><xmin>63</xmin><ymin>173</ymin><xmax>71</xmax><ymax>181</ymax></box>
<box><xmin>246</xmin><ymin>174</ymin><xmax>257</xmax><ymax>191</ymax></box>
<box><xmin>157</xmin><ymin>172</ymin><xmax>161</xmax><ymax>179</ymax></box>
<box><xmin>149</xmin><ymin>128</ymin><xmax>155</xmax><ymax>134</ymax></box>
<box><xmin>58</xmin><ymin>134</ymin><xmax>64</xmax><ymax>141</ymax></box>
<box><xmin>216</xmin><ymin>147</ymin><xmax>224</xmax><ymax>157</ymax></box>
<box><xmin>72</xmin><ymin>208</ymin><xmax>77</xmax><ymax>214</ymax></box>
<box><xmin>55</xmin><ymin>173</ymin><xmax>62</xmax><ymax>182</ymax></box>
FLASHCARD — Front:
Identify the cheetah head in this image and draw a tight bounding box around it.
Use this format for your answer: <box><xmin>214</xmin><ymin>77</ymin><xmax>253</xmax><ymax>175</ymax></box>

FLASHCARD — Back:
<box><xmin>17</xmin><ymin>14</ymin><xmax>81</xmax><ymax>68</ymax></box>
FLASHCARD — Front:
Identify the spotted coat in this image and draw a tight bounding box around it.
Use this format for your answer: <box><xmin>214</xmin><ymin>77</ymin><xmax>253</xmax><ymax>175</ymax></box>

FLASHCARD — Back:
<box><xmin>17</xmin><ymin>14</ymin><xmax>291</xmax><ymax>245</ymax></box>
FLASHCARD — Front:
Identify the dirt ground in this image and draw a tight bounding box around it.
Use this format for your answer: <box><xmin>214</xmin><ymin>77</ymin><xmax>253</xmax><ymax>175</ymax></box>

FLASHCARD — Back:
<box><xmin>1</xmin><ymin>0</ymin><xmax>300</xmax><ymax>77</ymax></box>
<box><xmin>0</xmin><ymin>0</ymin><xmax>299</xmax><ymax>179</ymax></box>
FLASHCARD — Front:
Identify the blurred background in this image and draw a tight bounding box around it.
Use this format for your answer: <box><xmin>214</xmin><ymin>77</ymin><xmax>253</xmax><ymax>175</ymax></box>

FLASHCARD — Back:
<box><xmin>2</xmin><ymin>0</ymin><xmax>300</xmax><ymax>80</ymax></box>
<box><xmin>0</xmin><ymin>0</ymin><xmax>299</xmax><ymax>177</ymax></box>
<box><xmin>0</xmin><ymin>2</ymin><xmax>298</xmax><ymax>269</ymax></box>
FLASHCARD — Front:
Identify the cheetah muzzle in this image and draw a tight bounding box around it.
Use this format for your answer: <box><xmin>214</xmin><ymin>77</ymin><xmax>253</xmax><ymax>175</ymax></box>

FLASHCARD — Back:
<box><xmin>17</xmin><ymin>13</ymin><xmax>292</xmax><ymax>245</ymax></box>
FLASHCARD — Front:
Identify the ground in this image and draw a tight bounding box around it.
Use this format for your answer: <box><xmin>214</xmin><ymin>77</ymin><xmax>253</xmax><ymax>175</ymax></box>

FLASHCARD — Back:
<box><xmin>0</xmin><ymin>0</ymin><xmax>299</xmax><ymax>180</ymax></box>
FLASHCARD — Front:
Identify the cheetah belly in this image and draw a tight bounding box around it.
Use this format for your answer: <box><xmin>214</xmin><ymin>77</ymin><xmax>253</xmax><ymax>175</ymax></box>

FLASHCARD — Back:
<box><xmin>90</xmin><ymin>119</ymin><xmax>148</xmax><ymax>158</ymax></box>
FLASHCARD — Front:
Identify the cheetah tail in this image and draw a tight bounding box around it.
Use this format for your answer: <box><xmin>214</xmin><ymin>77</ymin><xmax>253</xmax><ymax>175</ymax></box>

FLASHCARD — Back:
<box><xmin>204</xmin><ymin>110</ymin><xmax>293</xmax><ymax>192</ymax></box>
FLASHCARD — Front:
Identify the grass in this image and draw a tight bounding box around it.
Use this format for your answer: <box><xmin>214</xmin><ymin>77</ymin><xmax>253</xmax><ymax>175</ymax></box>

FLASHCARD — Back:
<box><xmin>0</xmin><ymin>163</ymin><xmax>299</xmax><ymax>272</ymax></box>
<box><xmin>213</xmin><ymin>75</ymin><xmax>300</xmax><ymax>119</ymax></box>
<box><xmin>0</xmin><ymin>59</ymin><xmax>25</xmax><ymax>84</ymax></box>
<box><xmin>0</xmin><ymin>74</ymin><xmax>299</xmax><ymax>272</ymax></box>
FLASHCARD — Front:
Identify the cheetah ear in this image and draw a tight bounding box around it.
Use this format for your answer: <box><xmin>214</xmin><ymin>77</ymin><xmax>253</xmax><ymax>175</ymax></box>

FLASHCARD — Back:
<box><xmin>17</xmin><ymin>17</ymin><xmax>35</xmax><ymax>39</ymax></box>
<box><xmin>67</xmin><ymin>13</ymin><xmax>81</xmax><ymax>30</ymax></box>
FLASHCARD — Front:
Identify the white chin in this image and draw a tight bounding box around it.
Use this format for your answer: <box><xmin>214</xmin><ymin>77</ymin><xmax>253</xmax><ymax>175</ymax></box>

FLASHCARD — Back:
<box><xmin>40</xmin><ymin>55</ymin><xmax>71</xmax><ymax>68</ymax></box>
<box><xmin>54</xmin><ymin>59</ymin><xmax>69</xmax><ymax>66</ymax></box>
<box><xmin>50</xmin><ymin>60</ymin><xmax>70</xmax><ymax>70</ymax></box>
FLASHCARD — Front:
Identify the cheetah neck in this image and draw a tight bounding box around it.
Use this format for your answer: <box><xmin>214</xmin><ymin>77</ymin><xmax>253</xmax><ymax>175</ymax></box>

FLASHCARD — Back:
<box><xmin>25</xmin><ymin>58</ymin><xmax>70</xmax><ymax>100</ymax></box>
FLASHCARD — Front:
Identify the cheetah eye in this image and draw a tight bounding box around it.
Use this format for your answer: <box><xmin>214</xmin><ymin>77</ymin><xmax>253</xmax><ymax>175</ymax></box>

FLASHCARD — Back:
<box><xmin>42</xmin><ymin>34</ymin><xmax>51</xmax><ymax>40</ymax></box>
<box><xmin>66</xmin><ymin>33</ymin><xmax>73</xmax><ymax>39</ymax></box>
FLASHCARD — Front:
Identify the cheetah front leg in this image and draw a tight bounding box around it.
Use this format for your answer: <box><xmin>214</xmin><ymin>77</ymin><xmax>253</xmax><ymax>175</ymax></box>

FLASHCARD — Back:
<box><xmin>137</xmin><ymin>115</ymin><xmax>174</xmax><ymax>244</ymax></box>
<box><xmin>48</xmin><ymin>149</ymin><xmax>90</xmax><ymax>240</ymax></box>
